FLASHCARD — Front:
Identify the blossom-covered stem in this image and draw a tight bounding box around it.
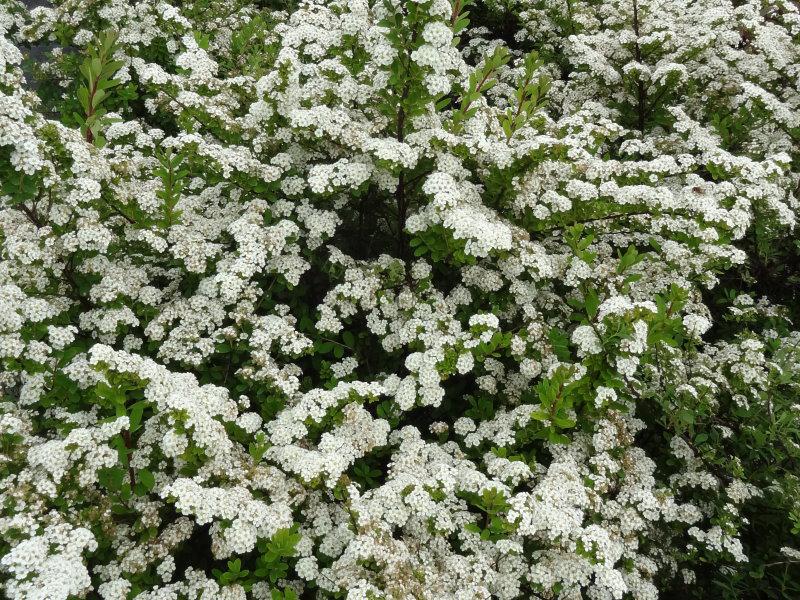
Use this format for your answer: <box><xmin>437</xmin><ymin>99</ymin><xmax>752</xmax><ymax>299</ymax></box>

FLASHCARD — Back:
<box><xmin>632</xmin><ymin>0</ymin><xmax>646</xmax><ymax>132</ymax></box>
<box><xmin>394</xmin><ymin>2</ymin><xmax>418</xmax><ymax>266</ymax></box>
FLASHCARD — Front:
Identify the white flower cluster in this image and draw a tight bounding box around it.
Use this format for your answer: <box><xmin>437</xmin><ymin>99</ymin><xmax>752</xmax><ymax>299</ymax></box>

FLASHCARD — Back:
<box><xmin>1</xmin><ymin>522</ymin><xmax>97</xmax><ymax>600</ymax></box>
<box><xmin>163</xmin><ymin>479</ymin><xmax>293</xmax><ymax>556</ymax></box>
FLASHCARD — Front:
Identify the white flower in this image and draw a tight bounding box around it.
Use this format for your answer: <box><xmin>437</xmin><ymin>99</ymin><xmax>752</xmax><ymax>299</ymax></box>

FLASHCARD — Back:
<box><xmin>572</xmin><ymin>325</ymin><xmax>602</xmax><ymax>356</ymax></box>
<box><xmin>683</xmin><ymin>314</ymin><xmax>711</xmax><ymax>338</ymax></box>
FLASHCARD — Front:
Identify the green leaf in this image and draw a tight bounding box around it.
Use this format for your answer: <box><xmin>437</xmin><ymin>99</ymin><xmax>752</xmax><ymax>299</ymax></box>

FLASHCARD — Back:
<box><xmin>501</xmin><ymin>118</ymin><xmax>513</xmax><ymax>138</ymax></box>
<box><xmin>548</xmin><ymin>328</ymin><xmax>571</xmax><ymax>361</ymax></box>
<box><xmin>79</xmin><ymin>62</ymin><xmax>92</xmax><ymax>83</ymax></box>
<box><xmin>103</xmin><ymin>60</ymin><xmax>125</xmax><ymax>76</ymax></box>
<box><xmin>128</xmin><ymin>401</ymin><xmax>147</xmax><ymax>432</ymax></box>
<box><xmin>77</xmin><ymin>87</ymin><xmax>89</xmax><ymax>112</ymax></box>
<box><xmin>98</xmin><ymin>467</ymin><xmax>125</xmax><ymax>492</ymax></box>
<box><xmin>464</xmin><ymin>523</ymin><xmax>481</xmax><ymax>534</ymax></box>
<box><xmin>193</xmin><ymin>31</ymin><xmax>210</xmax><ymax>49</ymax></box>
<box><xmin>139</xmin><ymin>469</ymin><xmax>155</xmax><ymax>491</ymax></box>
<box><xmin>584</xmin><ymin>288</ymin><xmax>600</xmax><ymax>320</ymax></box>
<box><xmin>548</xmin><ymin>430</ymin><xmax>570</xmax><ymax>444</ymax></box>
<box><xmin>97</xmin><ymin>78</ymin><xmax>121</xmax><ymax>91</ymax></box>
<box><xmin>677</xmin><ymin>410</ymin><xmax>695</xmax><ymax>426</ymax></box>
<box><xmin>552</xmin><ymin>415</ymin><xmax>576</xmax><ymax>428</ymax></box>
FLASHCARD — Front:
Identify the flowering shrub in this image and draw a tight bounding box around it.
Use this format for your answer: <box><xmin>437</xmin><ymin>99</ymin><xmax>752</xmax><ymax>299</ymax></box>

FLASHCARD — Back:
<box><xmin>1</xmin><ymin>0</ymin><xmax>800</xmax><ymax>598</ymax></box>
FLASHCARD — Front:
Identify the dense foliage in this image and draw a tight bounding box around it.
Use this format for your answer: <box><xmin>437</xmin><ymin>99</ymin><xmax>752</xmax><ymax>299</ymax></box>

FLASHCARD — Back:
<box><xmin>1</xmin><ymin>0</ymin><xmax>800</xmax><ymax>598</ymax></box>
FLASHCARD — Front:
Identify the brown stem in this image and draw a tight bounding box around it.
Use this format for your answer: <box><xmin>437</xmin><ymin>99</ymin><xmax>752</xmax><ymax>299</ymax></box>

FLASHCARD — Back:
<box><xmin>450</xmin><ymin>0</ymin><xmax>462</xmax><ymax>26</ymax></box>
<box><xmin>120</xmin><ymin>429</ymin><xmax>137</xmax><ymax>487</ymax></box>
<box><xmin>533</xmin><ymin>210</ymin><xmax>654</xmax><ymax>236</ymax></box>
<box><xmin>396</xmin><ymin>172</ymin><xmax>409</xmax><ymax>263</ymax></box>
<box><xmin>460</xmin><ymin>66</ymin><xmax>496</xmax><ymax>123</ymax></box>
<box><xmin>104</xmin><ymin>199</ymin><xmax>136</xmax><ymax>224</ymax></box>
<box><xmin>222</xmin><ymin>346</ymin><xmax>234</xmax><ymax>385</ymax></box>
<box><xmin>763</xmin><ymin>559</ymin><xmax>800</xmax><ymax>569</ymax></box>
<box><xmin>62</xmin><ymin>255</ymin><xmax>93</xmax><ymax>311</ymax></box>
<box><xmin>85</xmin><ymin>78</ymin><xmax>97</xmax><ymax>144</ymax></box>
<box><xmin>404</xmin><ymin>169</ymin><xmax>433</xmax><ymax>189</ymax></box>
<box><xmin>17</xmin><ymin>203</ymin><xmax>42</xmax><ymax>227</ymax></box>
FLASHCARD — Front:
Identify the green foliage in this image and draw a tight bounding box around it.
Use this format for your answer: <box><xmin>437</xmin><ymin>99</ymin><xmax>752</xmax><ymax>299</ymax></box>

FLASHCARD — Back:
<box><xmin>228</xmin><ymin>15</ymin><xmax>275</xmax><ymax>77</ymax></box>
<box><xmin>450</xmin><ymin>0</ymin><xmax>474</xmax><ymax>42</ymax></box>
<box><xmin>213</xmin><ymin>558</ymin><xmax>251</xmax><ymax>587</ymax></box>
<box><xmin>500</xmin><ymin>51</ymin><xmax>550</xmax><ymax>138</ymax></box>
<box><xmin>254</xmin><ymin>526</ymin><xmax>302</xmax><ymax>583</ymax></box>
<box><xmin>207</xmin><ymin>526</ymin><xmax>302</xmax><ymax>593</ymax></box>
<box><xmin>462</xmin><ymin>487</ymin><xmax>515</xmax><ymax>541</ymax></box>
<box><xmin>352</xmin><ymin>459</ymin><xmax>382</xmax><ymax>488</ymax></box>
<box><xmin>410</xmin><ymin>226</ymin><xmax>476</xmax><ymax>265</ymax></box>
<box><xmin>530</xmin><ymin>366</ymin><xmax>578</xmax><ymax>444</ymax></box>
<box><xmin>73</xmin><ymin>30</ymin><xmax>125</xmax><ymax>146</ymax></box>
<box><xmin>378</xmin><ymin>0</ymin><xmax>447</xmax><ymax>127</ymax></box>
<box><xmin>154</xmin><ymin>147</ymin><xmax>189</xmax><ymax>229</ymax></box>
<box><xmin>451</xmin><ymin>46</ymin><xmax>509</xmax><ymax>133</ymax></box>
<box><xmin>248</xmin><ymin>432</ymin><xmax>271</xmax><ymax>462</ymax></box>
<box><xmin>0</xmin><ymin>155</ymin><xmax>41</xmax><ymax>207</ymax></box>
